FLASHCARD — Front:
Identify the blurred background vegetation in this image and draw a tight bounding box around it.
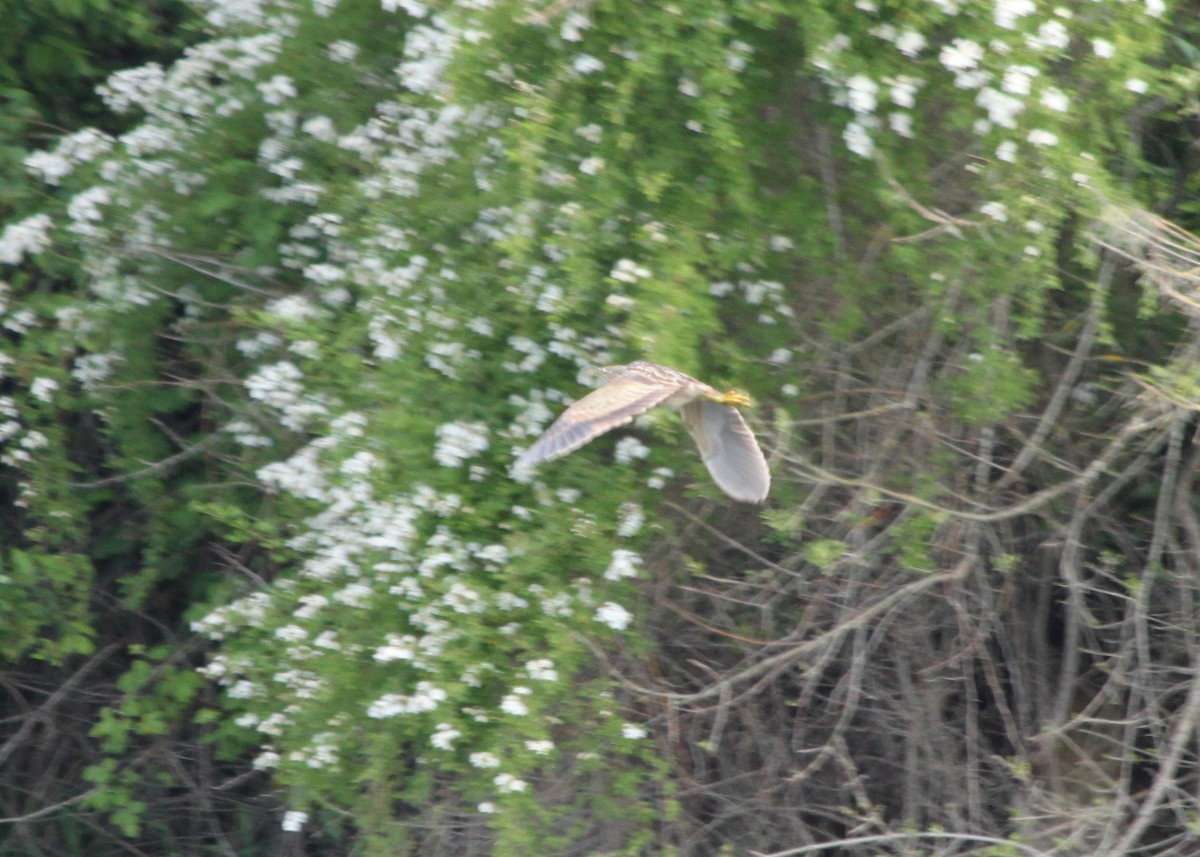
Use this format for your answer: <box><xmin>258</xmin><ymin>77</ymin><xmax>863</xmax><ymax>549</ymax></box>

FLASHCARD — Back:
<box><xmin>3</xmin><ymin>0</ymin><xmax>1200</xmax><ymax>854</ymax></box>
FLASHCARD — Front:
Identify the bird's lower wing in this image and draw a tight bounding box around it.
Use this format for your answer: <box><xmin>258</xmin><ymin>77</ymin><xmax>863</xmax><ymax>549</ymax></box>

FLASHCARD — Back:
<box><xmin>516</xmin><ymin>380</ymin><xmax>682</xmax><ymax>467</ymax></box>
<box><xmin>681</xmin><ymin>399</ymin><xmax>770</xmax><ymax>503</ymax></box>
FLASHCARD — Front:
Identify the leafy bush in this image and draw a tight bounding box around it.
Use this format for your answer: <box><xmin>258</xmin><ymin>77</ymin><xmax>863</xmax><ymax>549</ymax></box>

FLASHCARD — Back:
<box><xmin>5</xmin><ymin>0</ymin><xmax>1200</xmax><ymax>855</ymax></box>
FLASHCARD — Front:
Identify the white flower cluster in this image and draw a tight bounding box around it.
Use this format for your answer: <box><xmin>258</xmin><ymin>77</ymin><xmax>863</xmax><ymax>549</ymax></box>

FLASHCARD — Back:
<box><xmin>0</xmin><ymin>214</ymin><xmax>53</xmax><ymax>266</ymax></box>
<box><xmin>617</xmin><ymin>502</ymin><xmax>645</xmax><ymax>538</ymax></box>
<box><xmin>98</xmin><ymin>62</ymin><xmax>167</xmax><ymax>113</ymax></box>
<box><xmin>816</xmin><ymin>3</ymin><xmax>1150</xmax><ymax>165</ymax></box>
<box><xmin>397</xmin><ymin>20</ymin><xmax>459</xmax><ymax>96</ymax></box>
<box><xmin>525</xmin><ymin>659</ymin><xmax>558</xmax><ymax>682</ymax></box>
<box><xmin>367</xmin><ymin>681</ymin><xmax>447</xmax><ymax>718</ymax></box>
<box><xmin>30</xmin><ymin>374</ymin><xmax>58</xmax><ymax>403</ymax></box>
<box><xmin>289</xmin><ymin>732</ymin><xmax>339</xmax><ymax>769</ymax></box>
<box><xmin>0</xmin><ymin>394</ymin><xmax>50</xmax><ymax>470</ymax></box>
<box><xmin>500</xmin><ymin>687</ymin><xmax>531</xmax><ymax>716</ymax></box>
<box><xmin>613</xmin><ymin>436</ymin><xmax>650</xmax><ymax>464</ymax></box>
<box><xmin>604</xmin><ymin>549</ymin><xmax>642</xmax><ymax>581</ymax></box>
<box><xmin>244</xmin><ymin>361</ymin><xmax>330</xmax><ymax>431</ymax></box>
<box><xmin>434</xmin><ymin>420</ymin><xmax>490</xmax><ymax>467</ymax></box>
<box><xmin>99</xmin><ymin>33</ymin><xmax>284</xmax><ymax>131</ymax></box>
<box><xmin>25</xmin><ymin>128</ymin><xmax>114</xmax><ymax>185</ymax></box>
<box><xmin>595</xmin><ymin>601</ymin><xmax>633</xmax><ymax>630</ymax></box>
<box><xmin>494</xmin><ymin>772</ymin><xmax>527</xmax><ymax>793</ymax></box>
<box><xmin>431</xmin><ymin>722</ymin><xmax>461</xmax><ymax>749</ymax></box>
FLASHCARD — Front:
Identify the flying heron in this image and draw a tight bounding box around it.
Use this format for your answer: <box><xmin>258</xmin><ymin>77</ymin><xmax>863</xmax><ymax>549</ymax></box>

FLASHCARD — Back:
<box><xmin>515</xmin><ymin>361</ymin><xmax>770</xmax><ymax>502</ymax></box>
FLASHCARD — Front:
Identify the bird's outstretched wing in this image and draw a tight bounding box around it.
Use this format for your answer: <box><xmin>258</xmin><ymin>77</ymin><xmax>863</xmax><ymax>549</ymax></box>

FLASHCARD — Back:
<box><xmin>681</xmin><ymin>399</ymin><xmax>770</xmax><ymax>503</ymax></box>
<box><xmin>516</xmin><ymin>379</ymin><xmax>682</xmax><ymax>467</ymax></box>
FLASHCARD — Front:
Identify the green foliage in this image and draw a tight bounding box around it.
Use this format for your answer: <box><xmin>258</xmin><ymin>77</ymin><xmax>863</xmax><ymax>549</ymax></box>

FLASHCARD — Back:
<box><xmin>941</xmin><ymin>348</ymin><xmax>1038</xmax><ymax>425</ymax></box>
<box><xmin>4</xmin><ymin>0</ymin><xmax>1200</xmax><ymax>853</ymax></box>
<box><xmin>82</xmin><ymin>759</ymin><xmax>149</xmax><ymax>837</ymax></box>
<box><xmin>804</xmin><ymin>538</ymin><xmax>846</xmax><ymax>571</ymax></box>
<box><xmin>891</xmin><ymin>512</ymin><xmax>943</xmax><ymax>574</ymax></box>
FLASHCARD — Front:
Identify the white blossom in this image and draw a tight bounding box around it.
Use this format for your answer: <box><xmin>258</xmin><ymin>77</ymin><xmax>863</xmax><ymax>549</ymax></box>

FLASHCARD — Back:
<box><xmin>647</xmin><ymin>466</ymin><xmax>673</xmax><ymax>490</ymax></box>
<box><xmin>25</xmin><ymin>150</ymin><xmax>73</xmax><ymax>185</ymax></box>
<box><xmin>258</xmin><ymin>74</ymin><xmax>297</xmax><ymax>106</ymax></box>
<box><xmin>470</xmin><ymin>751</ymin><xmax>501</xmax><ymax>768</ymax></box>
<box><xmin>98</xmin><ymin>62</ymin><xmax>166</xmax><ymax>113</ymax></box>
<box><xmin>573</xmin><ymin>54</ymin><xmax>605</xmax><ymax>75</ymax></box>
<box><xmin>431</xmin><ymin>723</ymin><xmax>461</xmax><ymax>749</ymax></box>
<box><xmin>1040</xmin><ymin>87</ymin><xmax>1070</xmax><ymax>112</ymax></box>
<box><xmin>614</xmin><ymin>436</ymin><xmax>651</xmax><ymax>464</ymax></box>
<box><xmin>846</xmin><ymin>75</ymin><xmax>878</xmax><ymax>114</ymax></box>
<box><xmin>1028</xmin><ymin>20</ymin><xmax>1069</xmax><ymax>51</ymax></box>
<box><xmin>434</xmin><ymin>420</ymin><xmax>489</xmax><ymax>467</ymax></box>
<box><xmin>605</xmin><ymin>549</ymin><xmax>642</xmax><ymax>581</ymax></box>
<box><xmin>328</xmin><ymin>40</ymin><xmax>360</xmax><ymax>63</ymax></box>
<box><xmin>275</xmin><ymin>624</ymin><xmax>307</xmax><ymax>642</ymax></box>
<box><xmin>383</xmin><ymin>0</ymin><xmax>428</xmax><ymax>15</ymax></box>
<box><xmin>244</xmin><ymin>361</ymin><xmax>328</xmax><ymax>431</ymax></box>
<box><xmin>939</xmin><ymin>39</ymin><xmax>984</xmax><ymax>72</ymax></box>
<box><xmin>374</xmin><ymin>633</ymin><xmax>417</xmax><ymax>662</ymax></box>
<box><xmin>604</xmin><ymin>294</ymin><xmax>636</xmax><ymax>315</ymax></box>
<box><xmin>397</xmin><ymin>23</ymin><xmax>458</xmax><ymax>95</ymax></box>
<box><xmin>595</xmin><ymin>601</ymin><xmax>633</xmax><ymax>630</ymax></box>
<box><xmin>282</xmin><ymin>810</ymin><xmax>308</xmax><ymax>832</ymax></box>
<box><xmin>889</xmin><ymin>112</ymin><xmax>913</xmax><ymax>137</ymax></box>
<box><xmin>890</xmin><ymin>76</ymin><xmax>920</xmax><ymax>109</ymax></box>
<box><xmin>253</xmin><ymin>750</ymin><xmax>280</xmax><ymax>770</ymax></box>
<box><xmin>621</xmin><ymin>723</ymin><xmax>648</xmax><ymax>739</ymax></box>
<box><xmin>976</xmin><ymin>88</ymin><xmax>1024</xmax><ymax>129</ymax></box>
<box><xmin>526</xmin><ymin>659</ymin><xmax>558</xmax><ymax>681</ymax></box>
<box><xmin>0</xmin><ymin>214</ymin><xmax>53</xmax><ymax>266</ymax></box>
<box><xmin>994</xmin><ymin>0</ymin><xmax>1035</xmax><ymax>29</ymax></box>
<box><xmin>30</xmin><ymin>377</ymin><xmax>58</xmax><ymax>402</ymax></box>
<box><xmin>366</xmin><ymin>682</ymin><xmax>446</xmax><ymax>718</ymax></box>
<box><xmin>895</xmin><ymin>30</ymin><xmax>926</xmax><ymax>57</ymax></box>
<box><xmin>980</xmin><ymin>202</ymin><xmax>1008</xmax><ymax>222</ymax></box>
<box><xmin>617</xmin><ymin>502</ymin><xmax>645</xmax><ymax>537</ymax></box>
<box><xmin>610</xmin><ymin>258</ymin><xmax>651</xmax><ymax>283</ymax></box>
<box><xmin>228</xmin><ymin>679</ymin><xmax>261</xmax><ymax>699</ymax></box>
<box><xmin>500</xmin><ymin>693</ymin><xmax>529</xmax><ymax>716</ymax></box>
<box><xmin>561</xmin><ymin>11</ymin><xmax>589</xmax><ymax>41</ymax></box>
<box><xmin>494</xmin><ymin>772</ymin><xmax>528</xmax><ymax>793</ymax></box>
<box><xmin>1027</xmin><ymin>128</ymin><xmax>1058</xmax><ymax>147</ymax></box>
<box><xmin>332</xmin><ymin>581</ymin><xmax>372</xmax><ymax>608</ymax></box>
<box><xmin>844</xmin><ymin>121</ymin><xmax>873</xmax><ymax>158</ymax></box>
<box><xmin>1001</xmin><ymin>65</ymin><xmax>1038</xmax><ymax>96</ymax></box>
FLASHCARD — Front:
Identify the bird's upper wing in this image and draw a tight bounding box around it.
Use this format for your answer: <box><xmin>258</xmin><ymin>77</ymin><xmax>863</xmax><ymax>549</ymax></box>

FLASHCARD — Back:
<box><xmin>516</xmin><ymin>379</ymin><xmax>682</xmax><ymax>467</ymax></box>
<box><xmin>681</xmin><ymin>399</ymin><xmax>770</xmax><ymax>503</ymax></box>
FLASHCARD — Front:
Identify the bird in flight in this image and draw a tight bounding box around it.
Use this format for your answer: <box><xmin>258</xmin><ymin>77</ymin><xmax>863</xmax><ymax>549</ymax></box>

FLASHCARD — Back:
<box><xmin>515</xmin><ymin>361</ymin><xmax>770</xmax><ymax>502</ymax></box>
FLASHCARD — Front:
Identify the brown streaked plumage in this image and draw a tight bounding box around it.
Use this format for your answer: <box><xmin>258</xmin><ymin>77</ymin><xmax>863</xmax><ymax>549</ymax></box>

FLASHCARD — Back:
<box><xmin>515</xmin><ymin>361</ymin><xmax>770</xmax><ymax>503</ymax></box>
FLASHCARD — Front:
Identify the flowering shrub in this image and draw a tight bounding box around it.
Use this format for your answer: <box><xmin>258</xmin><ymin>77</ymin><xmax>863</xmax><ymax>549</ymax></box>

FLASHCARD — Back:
<box><xmin>2</xmin><ymin>0</ymin><xmax>1196</xmax><ymax>854</ymax></box>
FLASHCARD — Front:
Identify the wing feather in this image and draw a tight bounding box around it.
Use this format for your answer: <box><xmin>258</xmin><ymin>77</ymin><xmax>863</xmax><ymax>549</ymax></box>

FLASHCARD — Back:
<box><xmin>681</xmin><ymin>400</ymin><xmax>770</xmax><ymax>503</ymax></box>
<box><xmin>516</xmin><ymin>380</ymin><xmax>682</xmax><ymax>467</ymax></box>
